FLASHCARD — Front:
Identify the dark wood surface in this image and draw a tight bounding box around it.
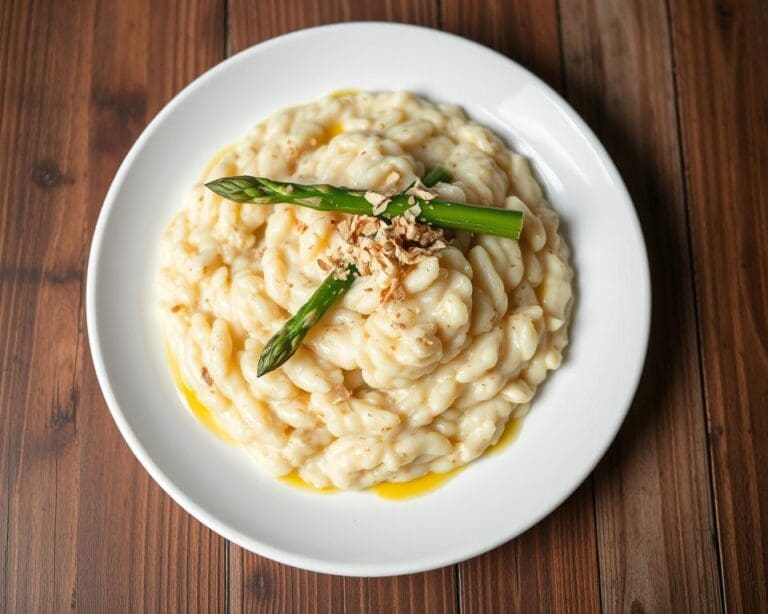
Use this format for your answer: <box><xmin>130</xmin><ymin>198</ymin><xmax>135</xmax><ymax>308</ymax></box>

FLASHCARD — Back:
<box><xmin>1</xmin><ymin>0</ymin><xmax>765</xmax><ymax>611</ymax></box>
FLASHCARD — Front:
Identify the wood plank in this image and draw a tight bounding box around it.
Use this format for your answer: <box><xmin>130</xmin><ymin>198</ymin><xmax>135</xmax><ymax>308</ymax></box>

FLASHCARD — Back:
<box><xmin>668</xmin><ymin>0</ymin><xmax>768</xmax><ymax>610</ymax></box>
<box><xmin>225</xmin><ymin>2</ymin><xmax>459</xmax><ymax>612</ymax></box>
<box><xmin>459</xmin><ymin>484</ymin><xmax>600</xmax><ymax>613</ymax></box>
<box><xmin>440</xmin><ymin>0</ymin><xmax>563</xmax><ymax>91</ymax></box>
<box><xmin>227</xmin><ymin>0</ymin><xmax>437</xmax><ymax>57</ymax></box>
<box><xmin>72</xmin><ymin>0</ymin><xmax>227</xmax><ymax>611</ymax></box>
<box><xmin>232</xmin><ymin>555</ymin><xmax>457</xmax><ymax>614</ymax></box>
<box><xmin>559</xmin><ymin>1</ymin><xmax>724</xmax><ymax>612</ymax></box>
<box><xmin>0</xmin><ymin>0</ymin><xmax>94</xmax><ymax>610</ymax></box>
<box><xmin>440</xmin><ymin>2</ymin><xmax>601</xmax><ymax>612</ymax></box>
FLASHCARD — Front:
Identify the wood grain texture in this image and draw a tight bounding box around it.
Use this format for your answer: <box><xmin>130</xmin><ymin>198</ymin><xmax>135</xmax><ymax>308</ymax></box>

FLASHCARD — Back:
<box><xmin>0</xmin><ymin>0</ymin><xmax>93</xmax><ymax>609</ymax></box>
<box><xmin>669</xmin><ymin>0</ymin><xmax>768</xmax><ymax>610</ymax></box>
<box><xmin>459</xmin><ymin>484</ymin><xmax>600</xmax><ymax>613</ymax></box>
<box><xmin>225</xmin><ymin>2</ymin><xmax>458</xmax><ymax>612</ymax></box>
<box><xmin>77</xmin><ymin>1</ymin><xmax>227</xmax><ymax>609</ymax></box>
<box><xmin>0</xmin><ymin>0</ymin><xmax>227</xmax><ymax>611</ymax></box>
<box><xmin>440</xmin><ymin>0</ymin><xmax>563</xmax><ymax>90</ymax></box>
<box><xmin>440</xmin><ymin>2</ymin><xmax>601</xmax><ymax>611</ymax></box>
<box><xmin>558</xmin><ymin>1</ymin><xmax>724</xmax><ymax>612</ymax></box>
<box><xmin>227</xmin><ymin>0</ymin><xmax>438</xmax><ymax>57</ymax></box>
<box><xmin>2</xmin><ymin>0</ymin><xmax>767</xmax><ymax>610</ymax></box>
<box><xmin>231</xmin><ymin>555</ymin><xmax>457</xmax><ymax>614</ymax></box>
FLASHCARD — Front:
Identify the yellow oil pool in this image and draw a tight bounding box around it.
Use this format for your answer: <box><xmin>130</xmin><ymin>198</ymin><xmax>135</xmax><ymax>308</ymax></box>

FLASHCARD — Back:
<box><xmin>167</xmin><ymin>349</ymin><xmax>523</xmax><ymax>500</ymax></box>
<box><xmin>330</xmin><ymin>88</ymin><xmax>358</xmax><ymax>98</ymax></box>
<box><xmin>487</xmin><ymin>416</ymin><xmax>523</xmax><ymax>455</ymax></box>
<box><xmin>314</xmin><ymin>121</ymin><xmax>344</xmax><ymax>146</ymax></box>
<box><xmin>166</xmin><ymin>348</ymin><xmax>234</xmax><ymax>443</ymax></box>
<box><xmin>279</xmin><ymin>416</ymin><xmax>523</xmax><ymax>500</ymax></box>
<box><xmin>372</xmin><ymin>468</ymin><xmax>463</xmax><ymax>500</ymax></box>
<box><xmin>327</xmin><ymin>121</ymin><xmax>344</xmax><ymax>139</ymax></box>
<box><xmin>280</xmin><ymin>470</ymin><xmax>338</xmax><ymax>494</ymax></box>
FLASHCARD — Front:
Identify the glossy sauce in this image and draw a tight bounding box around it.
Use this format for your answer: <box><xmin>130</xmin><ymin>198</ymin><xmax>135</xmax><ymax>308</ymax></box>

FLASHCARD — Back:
<box><xmin>330</xmin><ymin>88</ymin><xmax>358</xmax><ymax>98</ymax></box>
<box><xmin>487</xmin><ymin>415</ymin><xmax>523</xmax><ymax>455</ymax></box>
<box><xmin>281</xmin><ymin>470</ymin><xmax>338</xmax><ymax>494</ymax></box>
<box><xmin>167</xmin><ymin>346</ymin><xmax>523</xmax><ymax>500</ymax></box>
<box><xmin>315</xmin><ymin>121</ymin><xmax>344</xmax><ymax>146</ymax></box>
<box><xmin>372</xmin><ymin>468</ymin><xmax>463</xmax><ymax>500</ymax></box>
<box><xmin>204</xmin><ymin>107</ymin><xmax>346</xmax><ymax>179</ymax></box>
<box><xmin>166</xmin><ymin>348</ymin><xmax>234</xmax><ymax>443</ymax></box>
<box><xmin>174</xmin><ymin>88</ymin><xmax>536</xmax><ymax>499</ymax></box>
<box><xmin>279</xmin><ymin>417</ymin><xmax>523</xmax><ymax>499</ymax></box>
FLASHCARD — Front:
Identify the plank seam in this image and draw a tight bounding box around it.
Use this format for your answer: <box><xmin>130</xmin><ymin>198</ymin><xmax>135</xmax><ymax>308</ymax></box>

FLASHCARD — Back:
<box><xmin>60</xmin><ymin>266</ymin><xmax>85</xmax><ymax>613</ymax></box>
<box><xmin>440</xmin><ymin>5</ymin><xmax>462</xmax><ymax>613</ymax></box>
<box><xmin>553</xmin><ymin>0</ymin><xmax>567</xmax><ymax>93</ymax></box>
<box><xmin>663</xmin><ymin>0</ymin><xmax>727</xmax><ymax>610</ymax></box>
<box><xmin>3</xmin><ymin>4</ymin><xmax>40</xmax><ymax>610</ymax></box>
<box><xmin>224</xmin><ymin>540</ymin><xmax>230</xmax><ymax>613</ymax></box>
<box><xmin>224</xmin><ymin>0</ymin><xmax>230</xmax><ymax>58</ymax></box>
<box><xmin>222</xmin><ymin>1</ymin><xmax>233</xmax><ymax>612</ymax></box>
<box><xmin>554</xmin><ymin>2</ymin><xmax>604</xmax><ymax>611</ymax></box>
<box><xmin>454</xmin><ymin>562</ymin><xmax>462</xmax><ymax>614</ymax></box>
<box><xmin>590</xmin><ymin>475</ymin><xmax>605</xmax><ymax>614</ymax></box>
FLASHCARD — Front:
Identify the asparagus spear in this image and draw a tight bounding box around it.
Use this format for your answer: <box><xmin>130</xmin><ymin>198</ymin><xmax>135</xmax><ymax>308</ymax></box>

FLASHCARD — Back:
<box><xmin>257</xmin><ymin>265</ymin><xmax>358</xmax><ymax>376</ymax></box>
<box><xmin>206</xmin><ymin>174</ymin><xmax>522</xmax><ymax>240</ymax></box>
<box><xmin>421</xmin><ymin>166</ymin><xmax>452</xmax><ymax>187</ymax></box>
<box><xmin>249</xmin><ymin>166</ymin><xmax>519</xmax><ymax>376</ymax></box>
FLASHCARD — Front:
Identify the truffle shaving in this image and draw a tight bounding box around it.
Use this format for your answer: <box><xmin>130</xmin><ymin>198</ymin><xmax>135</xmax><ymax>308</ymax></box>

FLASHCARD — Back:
<box><xmin>331</xmin><ymin>211</ymin><xmax>447</xmax><ymax>302</ymax></box>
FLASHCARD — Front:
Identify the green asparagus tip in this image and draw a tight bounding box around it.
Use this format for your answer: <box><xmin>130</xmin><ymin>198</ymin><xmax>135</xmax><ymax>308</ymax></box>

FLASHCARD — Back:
<box><xmin>421</xmin><ymin>167</ymin><xmax>452</xmax><ymax>188</ymax></box>
<box><xmin>256</xmin><ymin>264</ymin><xmax>358</xmax><ymax>377</ymax></box>
<box><xmin>257</xmin><ymin>330</ymin><xmax>303</xmax><ymax>377</ymax></box>
<box><xmin>206</xmin><ymin>174</ymin><xmax>522</xmax><ymax>240</ymax></box>
<box><xmin>206</xmin><ymin>176</ymin><xmax>294</xmax><ymax>203</ymax></box>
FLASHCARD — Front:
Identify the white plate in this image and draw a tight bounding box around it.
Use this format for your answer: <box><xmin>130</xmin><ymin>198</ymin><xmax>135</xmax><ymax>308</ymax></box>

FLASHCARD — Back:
<box><xmin>87</xmin><ymin>22</ymin><xmax>650</xmax><ymax>577</ymax></box>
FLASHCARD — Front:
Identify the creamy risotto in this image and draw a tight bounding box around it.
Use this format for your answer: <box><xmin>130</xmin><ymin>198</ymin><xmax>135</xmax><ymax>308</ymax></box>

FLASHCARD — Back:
<box><xmin>158</xmin><ymin>91</ymin><xmax>573</xmax><ymax>490</ymax></box>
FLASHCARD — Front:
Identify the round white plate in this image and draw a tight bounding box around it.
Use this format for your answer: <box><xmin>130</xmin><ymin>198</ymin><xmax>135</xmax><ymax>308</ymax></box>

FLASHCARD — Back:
<box><xmin>87</xmin><ymin>22</ymin><xmax>650</xmax><ymax>577</ymax></box>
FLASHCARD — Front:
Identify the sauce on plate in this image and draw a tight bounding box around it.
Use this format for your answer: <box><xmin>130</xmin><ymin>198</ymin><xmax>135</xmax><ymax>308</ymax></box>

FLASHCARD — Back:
<box><xmin>167</xmin><ymin>347</ymin><xmax>523</xmax><ymax>500</ymax></box>
<box><xmin>166</xmin><ymin>348</ymin><xmax>234</xmax><ymax>443</ymax></box>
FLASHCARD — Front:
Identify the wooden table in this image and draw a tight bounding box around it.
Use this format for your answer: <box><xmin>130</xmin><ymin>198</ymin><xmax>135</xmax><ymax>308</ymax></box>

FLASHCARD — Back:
<box><xmin>2</xmin><ymin>0</ymin><xmax>766</xmax><ymax>611</ymax></box>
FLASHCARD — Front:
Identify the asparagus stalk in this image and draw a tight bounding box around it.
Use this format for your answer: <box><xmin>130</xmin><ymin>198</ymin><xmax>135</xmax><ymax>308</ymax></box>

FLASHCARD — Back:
<box><xmin>247</xmin><ymin>166</ymin><xmax>519</xmax><ymax>376</ymax></box>
<box><xmin>206</xmin><ymin>175</ymin><xmax>523</xmax><ymax>240</ymax></box>
<box><xmin>257</xmin><ymin>265</ymin><xmax>358</xmax><ymax>376</ymax></box>
<box><xmin>421</xmin><ymin>166</ymin><xmax>452</xmax><ymax>187</ymax></box>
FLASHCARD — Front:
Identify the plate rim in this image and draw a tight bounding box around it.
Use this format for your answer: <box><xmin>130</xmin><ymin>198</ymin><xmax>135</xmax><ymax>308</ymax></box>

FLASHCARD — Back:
<box><xmin>86</xmin><ymin>21</ymin><xmax>651</xmax><ymax>577</ymax></box>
